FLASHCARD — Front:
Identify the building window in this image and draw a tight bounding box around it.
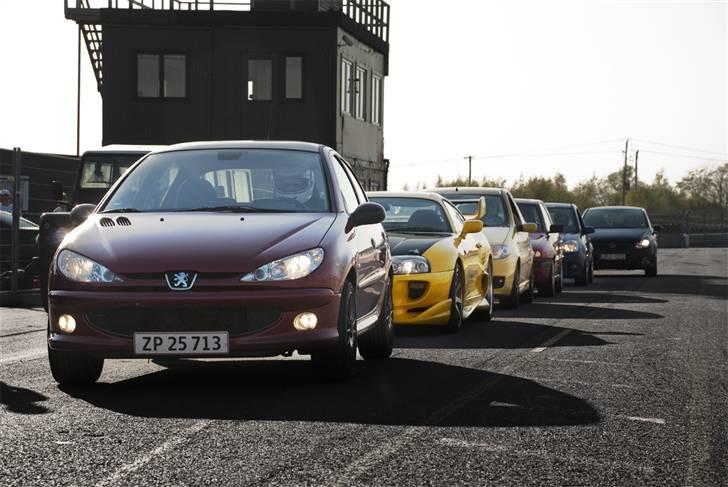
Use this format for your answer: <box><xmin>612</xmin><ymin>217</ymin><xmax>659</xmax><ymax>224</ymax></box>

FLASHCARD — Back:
<box><xmin>355</xmin><ymin>66</ymin><xmax>367</xmax><ymax>120</ymax></box>
<box><xmin>248</xmin><ymin>60</ymin><xmax>273</xmax><ymax>101</ymax></box>
<box><xmin>285</xmin><ymin>56</ymin><xmax>303</xmax><ymax>99</ymax></box>
<box><xmin>370</xmin><ymin>180</ymin><xmax>380</xmax><ymax>191</ymax></box>
<box><xmin>341</xmin><ymin>58</ymin><xmax>353</xmax><ymax>115</ymax></box>
<box><xmin>371</xmin><ymin>73</ymin><xmax>382</xmax><ymax>125</ymax></box>
<box><xmin>137</xmin><ymin>53</ymin><xmax>187</xmax><ymax>99</ymax></box>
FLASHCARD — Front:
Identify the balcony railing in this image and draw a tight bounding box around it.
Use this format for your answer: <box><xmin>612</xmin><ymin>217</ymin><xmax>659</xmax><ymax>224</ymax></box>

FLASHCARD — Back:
<box><xmin>65</xmin><ymin>0</ymin><xmax>389</xmax><ymax>42</ymax></box>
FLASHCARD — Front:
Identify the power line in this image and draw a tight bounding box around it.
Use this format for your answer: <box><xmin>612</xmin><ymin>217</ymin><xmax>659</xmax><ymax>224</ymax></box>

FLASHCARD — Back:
<box><xmin>638</xmin><ymin>150</ymin><xmax>728</xmax><ymax>163</ymax></box>
<box><xmin>390</xmin><ymin>150</ymin><xmax>619</xmax><ymax>168</ymax></box>
<box><xmin>632</xmin><ymin>138</ymin><xmax>728</xmax><ymax>157</ymax></box>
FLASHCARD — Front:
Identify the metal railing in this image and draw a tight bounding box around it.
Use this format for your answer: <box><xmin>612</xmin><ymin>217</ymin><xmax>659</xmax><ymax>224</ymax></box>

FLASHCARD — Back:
<box><xmin>65</xmin><ymin>0</ymin><xmax>389</xmax><ymax>42</ymax></box>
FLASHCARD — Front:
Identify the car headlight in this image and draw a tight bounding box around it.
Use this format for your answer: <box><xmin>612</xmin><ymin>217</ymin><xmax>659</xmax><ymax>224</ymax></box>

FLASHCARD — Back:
<box><xmin>491</xmin><ymin>245</ymin><xmax>511</xmax><ymax>260</ymax></box>
<box><xmin>562</xmin><ymin>240</ymin><xmax>579</xmax><ymax>253</ymax></box>
<box><xmin>57</xmin><ymin>249</ymin><xmax>121</xmax><ymax>283</ymax></box>
<box><xmin>635</xmin><ymin>238</ymin><xmax>651</xmax><ymax>249</ymax></box>
<box><xmin>392</xmin><ymin>255</ymin><xmax>430</xmax><ymax>275</ymax></box>
<box><xmin>241</xmin><ymin>248</ymin><xmax>324</xmax><ymax>282</ymax></box>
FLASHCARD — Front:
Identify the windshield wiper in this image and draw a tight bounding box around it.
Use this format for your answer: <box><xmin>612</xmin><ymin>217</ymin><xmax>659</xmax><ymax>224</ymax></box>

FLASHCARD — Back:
<box><xmin>100</xmin><ymin>208</ymin><xmax>141</xmax><ymax>214</ymax></box>
<box><xmin>184</xmin><ymin>205</ymin><xmax>285</xmax><ymax>213</ymax></box>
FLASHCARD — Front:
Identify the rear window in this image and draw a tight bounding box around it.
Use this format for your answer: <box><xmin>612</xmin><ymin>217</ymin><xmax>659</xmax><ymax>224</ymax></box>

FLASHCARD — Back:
<box><xmin>547</xmin><ymin>206</ymin><xmax>580</xmax><ymax>233</ymax></box>
<box><xmin>516</xmin><ymin>202</ymin><xmax>545</xmax><ymax>232</ymax></box>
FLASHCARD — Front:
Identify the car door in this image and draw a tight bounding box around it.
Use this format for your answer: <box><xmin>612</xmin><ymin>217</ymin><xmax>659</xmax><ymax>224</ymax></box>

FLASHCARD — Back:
<box><xmin>507</xmin><ymin>193</ymin><xmax>534</xmax><ymax>287</ymax></box>
<box><xmin>444</xmin><ymin>200</ymin><xmax>485</xmax><ymax>308</ymax></box>
<box><xmin>332</xmin><ymin>156</ymin><xmax>386</xmax><ymax>319</ymax></box>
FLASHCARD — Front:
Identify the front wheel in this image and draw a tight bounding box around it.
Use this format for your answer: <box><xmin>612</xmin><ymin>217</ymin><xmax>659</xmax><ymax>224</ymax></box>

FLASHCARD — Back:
<box><xmin>645</xmin><ymin>260</ymin><xmax>658</xmax><ymax>277</ymax></box>
<box><xmin>358</xmin><ymin>279</ymin><xmax>393</xmax><ymax>360</ymax></box>
<box><xmin>446</xmin><ymin>265</ymin><xmax>465</xmax><ymax>333</ymax></box>
<box><xmin>500</xmin><ymin>264</ymin><xmax>520</xmax><ymax>309</ymax></box>
<box><xmin>575</xmin><ymin>261</ymin><xmax>589</xmax><ymax>286</ymax></box>
<box><xmin>538</xmin><ymin>261</ymin><xmax>556</xmax><ymax>297</ymax></box>
<box><xmin>555</xmin><ymin>261</ymin><xmax>564</xmax><ymax>294</ymax></box>
<box><xmin>312</xmin><ymin>280</ymin><xmax>358</xmax><ymax>380</ymax></box>
<box><xmin>521</xmin><ymin>267</ymin><xmax>535</xmax><ymax>304</ymax></box>
<box><xmin>48</xmin><ymin>347</ymin><xmax>103</xmax><ymax>386</ymax></box>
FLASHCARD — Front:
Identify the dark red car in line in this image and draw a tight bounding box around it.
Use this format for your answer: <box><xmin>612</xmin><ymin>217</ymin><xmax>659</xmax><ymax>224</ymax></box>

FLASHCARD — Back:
<box><xmin>515</xmin><ymin>198</ymin><xmax>564</xmax><ymax>296</ymax></box>
<box><xmin>47</xmin><ymin>141</ymin><xmax>393</xmax><ymax>384</ymax></box>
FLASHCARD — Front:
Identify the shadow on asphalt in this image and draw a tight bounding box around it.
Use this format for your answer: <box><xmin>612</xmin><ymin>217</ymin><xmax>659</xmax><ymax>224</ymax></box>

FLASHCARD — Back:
<box><xmin>554</xmin><ymin>292</ymin><xmax>669</xmax><ymax>305</ymax></box>
<box><xmin>497</xmin><ymin>302</ymin><xmax>663</xmax><ymax>320</ymax></box>
<box><xmin>395</xmin><ymin>321</ymin><xmax>640</xmax><ymax>349</ymax></box>
<box><xmin>59</xmin><ymin>358</ymin><xmax>600</xmax><ymax>427</ymax></box>
<box><xmin>0</xmin><ymin>381</ymin><xmax>49</xmax><ymax>414</ymax></box>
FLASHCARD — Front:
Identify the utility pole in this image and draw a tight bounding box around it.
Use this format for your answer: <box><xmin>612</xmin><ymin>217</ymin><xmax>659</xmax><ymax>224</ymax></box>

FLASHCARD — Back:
<box><xmin>622</xmin><ymin>138</ymin><xmax>629</xmax><ymax>205</ymax></box>
<box><xmin>634</xmin><ymin>150</ymin><xmax>639</xmax><ymax>188</ymax></box>
<box><xmin>466</xmin><ymin>155</ymin><xmax>473</xmax><ymax>186</ymax></box>
<box><xmin>76</xmin><ymin>25</ymin><xmax>82</xmax><ymax>157</ymax></box>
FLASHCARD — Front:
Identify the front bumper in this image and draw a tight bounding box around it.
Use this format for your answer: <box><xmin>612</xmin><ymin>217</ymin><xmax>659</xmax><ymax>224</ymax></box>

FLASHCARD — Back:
<box><xmin>392</xmin><ymin>270</ymin><xmax>454</xmax><ymax>326</ymax></box>
<box><xmin>562</xmin><ymin>252</ymin><xmax>586</xmax><ymax>278</ymax></box>
<box><xmin>492</xmin><ymin>257</ymin><xmax>517</xmax><ymax>298</ymax></box>
<box><xmin>593</xmin><ymin>248</ymin><xmax>655</xmax><ymax>270</ymax></box>
<box><xmin>48</xmin><ymin>288</ymin><xmax>341</xmax><ymax>358</ymax></box>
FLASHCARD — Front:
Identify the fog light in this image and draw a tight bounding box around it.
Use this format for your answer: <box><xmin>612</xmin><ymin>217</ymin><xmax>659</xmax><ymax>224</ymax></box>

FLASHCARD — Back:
<box><xmin>294</xmin><ymin>312</ymin><xmax>317</xmax><ymax>331</ymax></box>
<box><xmin>408</xmin><ymin>281</ymin><xmax>427</xmax><ymax>299</ymax></box>
<box><xmin>58</xmin><ymin>314</ymin><xmax>76</xmax><ymax>334</ymax></box>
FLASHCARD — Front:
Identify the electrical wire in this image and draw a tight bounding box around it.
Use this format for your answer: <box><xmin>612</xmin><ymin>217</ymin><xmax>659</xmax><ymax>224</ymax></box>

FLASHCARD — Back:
<box><xmin>390</xmin><ymin>150</ymin><xmax>618</xmax><ymax>168</ymax></box>
<box><xmin>637</xmin><ymin>150</ymin><xmax>727</xmax><ymax>163</ymax></box>
<box><xmin>632</xmin><ymin>138</ymin><xmax>728</xmax><ymax>157</ymax></box>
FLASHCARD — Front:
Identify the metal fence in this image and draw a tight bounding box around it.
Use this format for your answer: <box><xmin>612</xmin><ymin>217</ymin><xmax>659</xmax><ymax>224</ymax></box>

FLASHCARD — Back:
<box><xmin>0</xmin><ymin>148</ymin><xmax>79</xmax><ymax>305</ymax></box>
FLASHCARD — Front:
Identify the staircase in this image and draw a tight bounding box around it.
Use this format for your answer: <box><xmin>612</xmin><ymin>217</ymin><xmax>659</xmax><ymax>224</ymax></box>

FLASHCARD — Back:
<box><xmin>80</xmin><ymin>21</ymin><xmax>104</xmax><ymax>92</ymax></box>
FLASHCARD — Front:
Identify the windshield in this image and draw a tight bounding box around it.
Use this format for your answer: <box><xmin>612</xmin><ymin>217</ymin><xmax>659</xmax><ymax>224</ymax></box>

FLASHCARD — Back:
<box><xmin>370</xmin><ymin>197</ymin><xmax>452</xmax><ymax>234</ymax></box>
<box><xmin>583</xmin><ymin>208</ymin><xmax>648</xmax><ymax>229</ymax></box>
<box><xmin>547</xmin><ymin>206</ymin><xmax>580</xmax><ymax>233</ymax></box>
<box><xmin>442</xmin><ymin>194</ymin><xmax>509</xmax><ymax>227</ymax></box>
<box><xmin>102</xmin><ymin>149</ymin><xmax>330</xmax><ymax>213</ymax></box>
<box><xmin>516</xmin><ymin>203</ymin><xmax>545</xmax><ymax>232</ymax></box>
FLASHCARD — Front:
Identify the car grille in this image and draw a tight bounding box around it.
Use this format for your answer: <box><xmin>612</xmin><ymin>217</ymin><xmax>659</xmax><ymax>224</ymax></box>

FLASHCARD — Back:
<box><xmin>593</xmin><ymin>240</ymin><xmax>633</xmax><ymax>252</ymax></box>
<box><xmin>86</xmin><ymin>307</ymin><xmax>282</xmax><ymax>337</ymax></box>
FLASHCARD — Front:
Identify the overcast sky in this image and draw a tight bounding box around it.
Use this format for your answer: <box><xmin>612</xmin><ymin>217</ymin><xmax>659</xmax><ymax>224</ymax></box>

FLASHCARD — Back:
<box><xmin>0</xmin><ymin>0</ymin><xmax>726</xmax><ymax>190</ymax></box>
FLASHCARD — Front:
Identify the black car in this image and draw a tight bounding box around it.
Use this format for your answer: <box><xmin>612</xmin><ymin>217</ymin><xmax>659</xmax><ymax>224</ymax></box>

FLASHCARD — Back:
<box><xmin>582</xmin><ymin>206</ymin><xmax>660</xmax><ymax>276</ymax></box>
<box><xmin>545</xmin><ymin>202</ymin><xmax>595</xmax><ymax>285</ymax></box>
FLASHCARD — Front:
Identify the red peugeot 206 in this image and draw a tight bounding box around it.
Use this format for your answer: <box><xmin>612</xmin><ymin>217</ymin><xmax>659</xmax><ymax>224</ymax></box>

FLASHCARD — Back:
<box><xmin>47</xmin><ymin>141</ymin><xmax>393</xmax><ymax>384</ymax></box>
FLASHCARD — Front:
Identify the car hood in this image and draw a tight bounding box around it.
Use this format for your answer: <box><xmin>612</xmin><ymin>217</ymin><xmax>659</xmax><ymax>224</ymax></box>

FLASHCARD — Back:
<box><xmin>387</xmin><ymin>232</ymin><xmax>449</xmax><ymax>256</ymax></box>
<box><xmin>483</xmin><ymin>226</ymin><xmax>511</xmax><ymax>245</ymax></box>
<box><xmin>62</xmin><ymin>213</ymin><xmax>336</xmax><ymax>274</ymax></box>
<box><xmin>590</xmin><ymin>228</ymin><xmax>649</xmax><ymax>241</ymax></box>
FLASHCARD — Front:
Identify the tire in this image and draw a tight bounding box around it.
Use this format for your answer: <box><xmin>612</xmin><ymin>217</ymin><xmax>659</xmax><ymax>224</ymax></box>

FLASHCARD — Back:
<box><xmin>446</xmin><ymin>264</ymin><xmax>465</xmax><ymax>333</ymax></box>
<box><xmin>575</xmin><ymin>261</ymin><xmax>588</xmax><ymax>286</ymax></box>
<box><xmin>645</xmin><ymin>261</ymin><xmax>658</xmax><ymax>277</ymax></box>
<box><xmin>358</xmin><ymin>279</ymin><xmax>393</xmax><ymax>360</ymax></box>
<box><xmin>480</xmin><ymin>260</ymin><xmax>495</xmax><ymax>322</ymax></box>
<box><xmin>538</xmin><ymin>261</ymin><xmax>556</xmax><ymax>297</ymax></box>
<box><xmin>48</xmin><ymin>347</ymin><xmax>103</xmax><ymax>386</ymax></box>
<box><xmin>521</xmin><ymin>267</ymin><xmax>535</xmax><ymax>304</ymax></box>
<box><xmin>312</xmin><ymin>280</ymin><xmax>358</xmax><ymax>381</ymax></box>
<box><xmin>555</xmin><ymin>261</ymin><xmax>564</xmax><ymax>294</ymax></box>
<box><xmin>500</xmin><ymin>263</ymin><xmax>520</xmax><ymax>309</ymax></box>
<box><xmin>588</xmin><ymin>258</ymin><xmax>594</xmax><ymax>283</ymax></box>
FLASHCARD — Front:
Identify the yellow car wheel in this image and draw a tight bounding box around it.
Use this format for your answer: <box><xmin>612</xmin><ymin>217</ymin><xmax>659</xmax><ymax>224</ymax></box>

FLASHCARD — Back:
<box><xmin>447</xmin><ymin>265</ymin><xmax>465</xmax><ymax>333</ymax></box>
<box><xmin>500</xmin><ymin>262</ymin><xmax>520</xmax><ymax>309</ymax></box>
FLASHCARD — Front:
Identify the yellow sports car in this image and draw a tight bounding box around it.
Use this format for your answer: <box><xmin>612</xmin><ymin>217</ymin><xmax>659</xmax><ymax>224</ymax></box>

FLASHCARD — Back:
<box><xmin>368</xmin><ymin>192</ymin><xmax>494</xmax><ymax>332</ymax></box>
<box><xmin>434</xmin><ymin>187</ymin><xmax>537</xmax><ymax>309</ymax></box>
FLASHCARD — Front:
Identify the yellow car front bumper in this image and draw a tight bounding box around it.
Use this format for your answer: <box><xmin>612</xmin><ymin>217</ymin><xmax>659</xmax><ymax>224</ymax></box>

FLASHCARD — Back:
<box><xmin>492</xmin><ymin>257</ymin><xmax>518</xmax><ymax>298</ymax></box>
<box><xmin>392</xmin><ymin>270</ymin><xmax>454</xmax><ymax>326</ymax></box>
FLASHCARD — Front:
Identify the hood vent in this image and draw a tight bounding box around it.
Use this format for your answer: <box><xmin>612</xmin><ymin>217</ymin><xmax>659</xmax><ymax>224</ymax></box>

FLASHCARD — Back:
<box><xmin>116</xmin><ymin>216</ymin><xmax>132</xmax><ymax>227</ymax></box>
<box><xmin>99</xmin><ymin>217</ymin><xmax>116</xmax><ymax>227</ymax></box>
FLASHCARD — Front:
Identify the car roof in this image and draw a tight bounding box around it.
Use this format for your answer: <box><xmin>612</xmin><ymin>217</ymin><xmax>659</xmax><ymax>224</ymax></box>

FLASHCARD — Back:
<box><xmin>514</xmin><ymin>198</ymin><xmax>543</xmax><ymax>205</ymax></box>
<box><xmin>585</xmin><ymin>206</ymin><xmax>645</xmax><ymax>211</ymax></box>
<box><xmin>368</xmin><ymin>191</ymin><xmax>447</xmax><ymax>203</ymax></box>
<box><xmin>544</xmin><ymin>202</ymin><xmax>575</xmax><ymax>208</ymax></box>
<box><xmin>431</xmin><ymin>187</ymin><xmax>504</xmax><ymax>196</ymax></box>
<box><xmin>83</xmin><ymin>145</ymin><xmax>167</xmax><ymax>155</ymax></box>
<box><xmin>151</xmin><ymin>140</ymin><xmax>323</xmax><ymax>154</ymax></box>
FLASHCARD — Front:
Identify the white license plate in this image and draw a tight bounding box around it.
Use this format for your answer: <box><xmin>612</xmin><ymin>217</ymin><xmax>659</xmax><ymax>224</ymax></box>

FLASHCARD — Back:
<box><xmin>601</xmin><ymin>253</ymin><xmax>626</xmax><ymax>261</ymax></box>
<box><xmin>133</xmin><ymin>332</ymin><xmax>229</xmax><ymax>355</ymax></box>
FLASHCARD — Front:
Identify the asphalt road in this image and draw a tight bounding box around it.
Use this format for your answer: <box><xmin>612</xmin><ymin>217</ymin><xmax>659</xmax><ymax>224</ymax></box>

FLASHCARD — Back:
<box><xmin>1</xmin><ymin>248</ymin><xmax>726</xmax><ymax>486</ymax></box>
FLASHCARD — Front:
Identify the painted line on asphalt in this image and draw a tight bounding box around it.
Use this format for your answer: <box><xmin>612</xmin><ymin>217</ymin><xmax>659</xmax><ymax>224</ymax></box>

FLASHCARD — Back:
<box><xmin>624</xmin><ymin>416</ymin><xmax>666</xmax><ymax>425</ymax></box>
<box><xmin>0</xmin><ymin>348</ymin><xmax>46</xmax><ymax>366</ymax></box>
<box><xmin>546</xmin><ymin>357</ymin><xmax>629</xmax><ymax>366</ymax></box>
<box><xmin>327</xmin><ymin>327</ymin><xmax>574</xmax><ymax>486</ymax></box>
<box><xmin>95</xmin><ymin>420</ymin><xmax>209</xmax><ymax>487</ymax></box>
<box><xmin>438</xmin><ymin>438</ymin><xmax>654</xmax><ymax>474</ymax></box>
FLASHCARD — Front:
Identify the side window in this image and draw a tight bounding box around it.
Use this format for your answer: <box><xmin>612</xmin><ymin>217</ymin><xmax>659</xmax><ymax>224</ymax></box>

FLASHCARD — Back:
<box><xmin>507</xmin><ymin>194</ymin><xmax>523</xmax><ymax>226</ymax></box>
<box><xmin>285</xmin><ymin>56</ymin><xmax>303</xmax><ymax>100</ymax></box>
<box><xmin>371</xmin><ymin>73</ymin><xmax>382</xmax><ymax>126</ymax></box>
<box><xmin>355</xmin><ymin>66</ymin><xmax>367</xmax><ymax>120</ymax></box>
<box><xmin>248</xmin><ymin>59</ymin><xmax>273</xmax><ymax>101</ymax></box>
<box><xmin>338</xmin><ymin>157</ymin><xmax>366</xmax><ymax>204</ymax></box>
<box><xmin>444</xmin><ymin>201</ymin><xmax>464</xmax><ymax>234</ymax></box>
<box><xmin>331</xmin><ymin>158</ymin><xmax>359</xmax><ymax>213</ymax></box>
<box><xmin>341</xmin><ymin>58</ymin><xmax>353</xmax><ymax>115</ymax></box>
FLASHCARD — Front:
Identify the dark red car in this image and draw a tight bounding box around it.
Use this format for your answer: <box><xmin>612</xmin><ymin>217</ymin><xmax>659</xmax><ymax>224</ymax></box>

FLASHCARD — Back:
<box><xmin>515</xmin><ymin>198</ymin><xmax>564</xmax><ymax>296</ymax></box>
<box><xmin>47</xmin><ymin>141</ymin><xmax>392</xmax><ymax>384</ymax></box>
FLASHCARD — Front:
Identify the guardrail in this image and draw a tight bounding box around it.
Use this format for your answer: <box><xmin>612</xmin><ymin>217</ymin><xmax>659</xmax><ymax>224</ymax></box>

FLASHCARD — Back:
<box><xmin>65</xmin><ymin>0</ymin><xmax>389</xmax><ymax>42</ymax></box>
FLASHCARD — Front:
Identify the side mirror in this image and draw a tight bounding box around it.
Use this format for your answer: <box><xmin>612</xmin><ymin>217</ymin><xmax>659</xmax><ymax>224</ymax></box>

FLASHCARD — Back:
<box><xmin>653</xmin><ymin>225</ymin><xmax>662</xmax><ymax>232</ymax></box>
<box><xmin>549</xmin><ymin>224</ymin><xmax>564</xmax><ymax>233</ymax></box>
<box><xmin>460</xmin><ymin>219</ymin><xmax>483</xmax><ymax>237</ymax></box>
<box><xmin>582</xmin><ymin>226</ymin><xmax>595</xmax><ymax>235</ymax></box>
<box><xmin>518</xmin><ymin>222</ymin><xmax>538</xmax><ymax>233</ymax></box>
<box><xmin>69</xmin><ymin>203</ymin><xmax>96</xmax><ymax>226</ymax></box>
<box><xmin>345</xmin><ymin>202</ymin><xmax>385</xmax><ymax>233</ymax></box>
<box><xmin>51</xmin><ymin>180</ymin><xmax>64</xmax><ymax>202</ymax></box>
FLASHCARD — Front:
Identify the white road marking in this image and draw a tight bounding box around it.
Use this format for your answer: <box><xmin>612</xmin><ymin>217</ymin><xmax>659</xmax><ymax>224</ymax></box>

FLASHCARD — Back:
<box><xmin>95</xmin><ymin>420</ymin><xmax>209</xmax><ymax>487</ymax></box>
<box><xmin>0</xmin><ymin>348</ymin><xmax>46</xmax><ymax>366</ymax></box>
<box><xmin>327</xmin><ymin>328</ymin><xmax>574</xmax><ymax>486</ymax></box>
<box><xmin>438</xmin><ymin>438</ymin><xmax>654</xmax><ymax>474</ymax></box>
<box><xmin>624</xmin><ymin>416</ymin><xmax>666</xmax><ymax>425</ymax></box>
<box><xmin>546</xmin><ymin>357</ymin><xmax>628</xmax><ymax>366</ymax></box>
